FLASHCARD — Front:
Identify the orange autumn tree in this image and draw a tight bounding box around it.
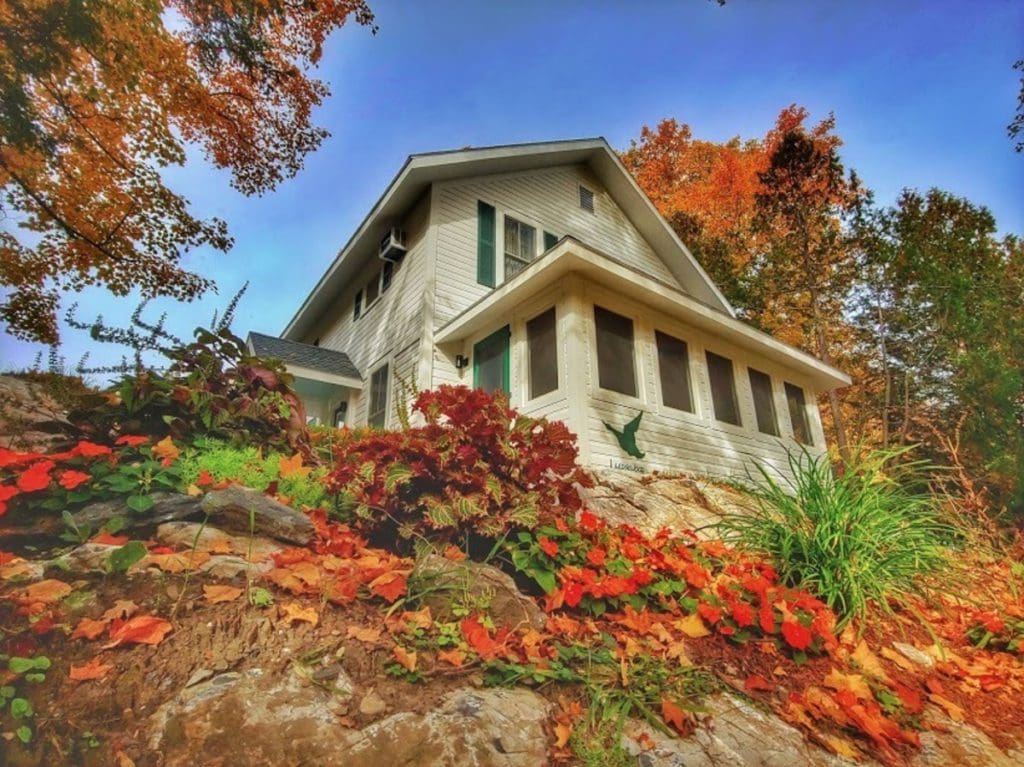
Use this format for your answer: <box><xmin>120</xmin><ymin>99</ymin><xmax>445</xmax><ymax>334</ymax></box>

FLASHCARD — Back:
<box><xmin>0</xmin><ymin>0</ymin><xmax>376</xmax><ymax>343</ymax></box>
<box><xmin>622</xmin><ymin>107</ymin><xmax>863</xmax><ymax>459</ymax></box>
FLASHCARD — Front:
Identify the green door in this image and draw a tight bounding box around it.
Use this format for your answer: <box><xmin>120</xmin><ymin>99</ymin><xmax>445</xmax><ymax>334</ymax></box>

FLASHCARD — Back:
<box><xmin>473</xmin><ymin>326</ymin><xmax>510</xmax><ymax>394</ymax></box>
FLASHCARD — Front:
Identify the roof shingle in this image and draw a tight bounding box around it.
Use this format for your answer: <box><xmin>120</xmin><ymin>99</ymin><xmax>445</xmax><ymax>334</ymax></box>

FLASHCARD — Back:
<box><xmin>247</xmin><ymin>332</ymin><xmax>361</xmax><ymax>380</ymax></box>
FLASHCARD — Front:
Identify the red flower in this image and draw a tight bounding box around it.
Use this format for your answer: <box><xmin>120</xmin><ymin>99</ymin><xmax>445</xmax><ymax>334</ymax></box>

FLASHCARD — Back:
<box><xmin>781</xmin><ymin>620</ymin><xmax>814</xmax><ymax>650</ymax></box>
<box><xmin>0</xmin><ymin>447</ymin><xmax>43</xmax><ymax>469</ymax></box>
<box><xmin>729</xmin><ymin>600</ymin><xmax>756</xmax><ymax>628</ymax></box>
<box><xmin>586</xmin><ymin>547</ymin><xmax>607</xmax><ymax>567</ymax></box>
<box><xmin>564</xmin><ymin>581</ymin><xmax>584</xmax><ymax>607</ymax></box>
<box><xmin>538</xmin><ymin>536</ymin><xmax>559</xmax><ymax>557</ymax></box>
<box><xmin>17</xmin><ymin>460</ymin><xmax>55</xmax><ymax>492</ymax></box>
<box><xmin>579</xmin><ymin>510</ymin><xmax>602</xmax><ymax>532</ymax></box>
<box><xmin>73</xmin><ymin>441</ymin><xmax>112</xmax><ymax>458</ymax></box>
<box><xmin>977</xmin><ymin>611</ymin><xmax>1006</xmax><ymax>635</ymax></box>
<box><xmin>114</xmin><ymin>435</ymin><xmax>148</xmax><ymax>447</ymax></box>
<box><xmin>697</xmin><ymin>602</ymin><xmax>722</xmax><ymax>624</ymax></box>
<box><xmin>197</xmin><ymin>470</ymin><xmax>215</xmax><ymax>487</ymax></box>
<box><xmin>0</xmin><ymin>484</ymin><xmax>19</xmax><ymax>516</ymax></box>
<box><xmin>58</xmin><ymin>470</ymin><xmax>91</xmax><ymax>490</ymax></box>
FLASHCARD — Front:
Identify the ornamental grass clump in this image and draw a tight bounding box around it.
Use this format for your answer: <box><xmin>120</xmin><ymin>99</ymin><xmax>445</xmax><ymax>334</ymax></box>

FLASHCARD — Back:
<box><xmin>719</xmin><ymin>447</ymin><xmax>952</xmax><ymax>627</ymax></box>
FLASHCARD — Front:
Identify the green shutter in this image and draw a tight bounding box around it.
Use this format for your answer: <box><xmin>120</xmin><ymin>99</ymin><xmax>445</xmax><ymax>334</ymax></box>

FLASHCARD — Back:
<box><xmin>543</xmin><ymin>231</ymin><xmax>558</xmax><ymax>251</ymax></box>
<box><xmin>477</xmin><ymin>201</ymin><xmax>496</xmax><ymax>287</ymax></box>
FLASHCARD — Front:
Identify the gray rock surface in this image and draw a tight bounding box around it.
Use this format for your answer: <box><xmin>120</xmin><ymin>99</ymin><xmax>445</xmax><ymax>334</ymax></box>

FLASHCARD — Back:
<box><xmin>419</xmin><ymin>553</ymin><xmax>546</xmax><ymax>630</ymax></box>
<box><xmin>72</xmin><ymin>492</ymin><xmax>199</xmax><ymax>531</ymax></box>
<box><xmin>624</xmin><ymin>693</ymin><xmax>853</xmax><ymax>767</ymax></box>
<box><xmin>148</xmin><ymin>669</ymin><xmax>550</xmax><ymax>767</ymax></box>
<box><xmin>200</xmin><ymin>486</ymin><xmax>315</xmax><ymax>545</ymax></box>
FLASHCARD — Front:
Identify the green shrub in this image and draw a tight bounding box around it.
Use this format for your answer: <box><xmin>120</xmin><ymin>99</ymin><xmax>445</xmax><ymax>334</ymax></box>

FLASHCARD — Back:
<box><xmin>718</xmin><ymin>448</ymin><xmax>952</xmax><ymax>626</ymax></box>
<box><xmin>178</xmin><ymin>440</ymin><xmax>330</xmax><ymax>510</ymax></box>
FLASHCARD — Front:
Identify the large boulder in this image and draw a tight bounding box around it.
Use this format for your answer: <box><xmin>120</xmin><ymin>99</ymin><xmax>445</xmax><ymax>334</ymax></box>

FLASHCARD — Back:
<box><xmin>419</xmin><ymin>553</ymin><xmax>546</xmax><ymax>630</ymax></box>
<box><xmin>199</xmin><ymin>486</ymin><xmax>316</xmax><ymax>545</ymax></box>
<box><xmin>148</xmin><ymin>669</ymin><xmax>550</xmax><ymax>767</ymax></box>
<box><xmin>580</xmin><ymin>470</ymin><xmax>755</xmax><ymax>537</ymax></box>
<box><xmin>0</xmin><ymin>375</ymin><xmax>77</xmax><ymax>452</ymax></box>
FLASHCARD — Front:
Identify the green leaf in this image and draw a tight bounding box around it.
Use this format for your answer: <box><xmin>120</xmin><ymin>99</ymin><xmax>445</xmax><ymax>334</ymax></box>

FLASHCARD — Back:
<box><xmin>529</xmin><ymin>567</ymin><xmax>557</xmax><ymax>594</ymax></box>
<box><xmin>383</xmin><ymin>463</ymin><xmax>412</xmax><ymax>493</ymax></box>
<box><xmin>24</xmin><ymin>673</ymin><xmax>45</xmax><ymax>683</ymax></box>
<box><xmin>0</xmin><ymin>685</ymin><xmax>15</xmax><ymax>698</ymax></box>
<box><xmin>16</xmin><ymin>725</ymin><xmax>32</xmax><ymax>743</ymax></box>
<box><xmin>126</xmin><ymin>494</ymin><xmax>154</xmax><ymax>513</ymax></box>
<box><xmin>103</xmin><ymin>516</ymin><xmax>127</xmax><ymax>534</ymax></box>
<box><xmin>8</xmin><ymin>657</ymin><xmax>34</xmax><ymax>674</ymax></box>
<box><xmin>248</xmin><ymin>587</ymin><xmax>274</xmax><ymax>608</ymax></box>
<box><xmin>106</xmin><ymin>541</ymin><xmax>147</xmax><ymax>573</ymax></box>
<box><xmin>10</xmin><ymin>697</ymin><xmax>32</xmax><ymax>719</ymax></box>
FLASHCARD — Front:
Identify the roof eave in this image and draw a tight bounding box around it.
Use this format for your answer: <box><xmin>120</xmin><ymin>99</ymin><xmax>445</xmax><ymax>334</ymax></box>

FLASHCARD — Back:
<box><xmin>436</xmin><ymin>240</ymin><xmax>851</xmax><ymax>392</ymax></box>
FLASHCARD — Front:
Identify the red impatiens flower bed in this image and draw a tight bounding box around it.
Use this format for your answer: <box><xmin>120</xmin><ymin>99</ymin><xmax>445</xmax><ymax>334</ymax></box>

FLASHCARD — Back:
<box><xmin>0</xmin><ymin>442</ymin><xmax>116</xmax><ymax>514</ymax></box>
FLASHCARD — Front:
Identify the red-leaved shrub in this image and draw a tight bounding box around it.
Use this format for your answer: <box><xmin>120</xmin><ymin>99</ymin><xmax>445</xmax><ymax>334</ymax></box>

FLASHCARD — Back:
<box><xmin>328</xmin><ymin>386</ymin><xmax>590</xmax><ymax>544</ymax></box>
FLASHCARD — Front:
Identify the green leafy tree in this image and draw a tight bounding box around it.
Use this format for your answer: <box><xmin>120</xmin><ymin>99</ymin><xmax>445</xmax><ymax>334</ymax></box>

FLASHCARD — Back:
<box><xmin>852</xmin><ymin>189</ymin><xmax>1024</xmax><ymax>514</ymax></box>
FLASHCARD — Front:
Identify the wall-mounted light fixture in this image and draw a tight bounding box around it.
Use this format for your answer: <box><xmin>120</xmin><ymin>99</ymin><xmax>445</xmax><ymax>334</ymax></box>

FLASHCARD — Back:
<box><xmin>455</xmin><ymin>354</ymin><xmax>469</xmax><ymax>370</ymax></box>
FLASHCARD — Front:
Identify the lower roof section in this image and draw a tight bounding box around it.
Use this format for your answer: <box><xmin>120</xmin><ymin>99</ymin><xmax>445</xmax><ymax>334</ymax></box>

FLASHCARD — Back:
<box><xmin>246</xmin><ymin>332</ymin><xmax>363</xmax><ymax>389</ymax></box>
<box><xmin>435</xmin><ymin>237</ymin><xmax>852</xmax><ymax>392</ymax></box>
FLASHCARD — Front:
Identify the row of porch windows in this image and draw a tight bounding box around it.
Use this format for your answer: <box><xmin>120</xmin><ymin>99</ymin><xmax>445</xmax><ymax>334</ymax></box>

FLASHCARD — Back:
<box><xmin>593</xmin><ymin>305</ymin><xmax>814</xmax><ymax>445</ymax></box>
<box><xmin>478</xmin><ymin>304</ymin><xmax>814</xmax><ymax>446</ymax></box>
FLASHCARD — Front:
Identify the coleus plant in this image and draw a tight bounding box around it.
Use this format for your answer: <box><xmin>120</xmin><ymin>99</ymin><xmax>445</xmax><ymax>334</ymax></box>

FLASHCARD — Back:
<box><xmin>327</xmin><ymin>385</ymin><xmax>591</xmax><ymax>545</ymax></box>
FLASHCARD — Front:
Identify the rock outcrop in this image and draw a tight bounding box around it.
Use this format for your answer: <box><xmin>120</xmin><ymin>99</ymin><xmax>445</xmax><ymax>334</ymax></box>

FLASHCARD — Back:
<box><xmin>148</xmin><ymin>669</ymin><xmax>550</xmax><ymax>767</ymax></box>
<box><xmin>580</xmin><ymin>469</ymin><xmax>759</xmax><ymax>537</ymax></box>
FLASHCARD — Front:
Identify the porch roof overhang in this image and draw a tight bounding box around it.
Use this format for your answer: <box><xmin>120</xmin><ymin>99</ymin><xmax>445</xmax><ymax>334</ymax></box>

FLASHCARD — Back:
<box><xmin>246</xmin><ymin>332</ymin><xmax>363</xmax><ymax>390</ymax></box>
<box><xmin>434</xmin><ymin>238</ymin><xmax>852</xmax><ymax>392</ymax></box>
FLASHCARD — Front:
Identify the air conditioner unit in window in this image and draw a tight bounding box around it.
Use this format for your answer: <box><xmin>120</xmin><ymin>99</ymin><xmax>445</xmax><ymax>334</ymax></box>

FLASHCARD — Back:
<box><xmin>378</xmin><ymin>227</ymin><xmax>407</xmax><ymax>263</ymax></box>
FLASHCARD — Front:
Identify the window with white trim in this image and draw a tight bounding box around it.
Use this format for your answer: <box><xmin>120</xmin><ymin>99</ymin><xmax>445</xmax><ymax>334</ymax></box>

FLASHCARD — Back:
<box><xmin>504</xmin><ymin>215</ymin><xmax>536</xmax><ymax>281</ymax></box>
<box><xmin>527</xmin><ymin>307</ymin><xmax>558</xmax><ymax>399</ymax></box>
<box><xmin>594</xmin><ymin>305</ymin><xmax>637</xmax><ymax>397</ymax></box>
<box><xmin>748</xmin><ymin>367</ymin><xmax>779</xmax><ymax>436</ymax></box>
<box><xmin>655</xmin><ymin>331</ymin><xmax>693</xmax><ymax>412</ymax></box>
<box><xmin>785</xmin><ymin>382</ymin><xmax>813</xmax><ymax>445</ymax></box>
<box><xmin>706</xmin><ymin>351</ymin><xmax>741</xmax><ymax>426</ymax></box>
<box><xmin>368</xmin><ymin>364</ymin><xmax>389</xmax><ymax>429</ymax></box>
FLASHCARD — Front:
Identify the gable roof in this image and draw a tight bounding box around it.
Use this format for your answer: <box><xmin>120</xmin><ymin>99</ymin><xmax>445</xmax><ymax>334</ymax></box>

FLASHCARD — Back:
<box><xmin>247</xmin><ymin>332</ymin><xmax>361</xmax><ymax>381</ymax></box>
<box><xmin>282</xmin><ymin>138</ymin><xmax>735</xmax><ymax>340</ymax></box>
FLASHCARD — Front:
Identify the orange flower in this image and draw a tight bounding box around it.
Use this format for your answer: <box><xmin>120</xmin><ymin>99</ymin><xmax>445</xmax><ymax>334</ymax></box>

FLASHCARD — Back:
<box><xmin>58</xmin><ymin>470</ymin><xmax>91</xmax><ymax>490</ymax></box>
<box><xmin>586</xmin><ymin>547</ymin><xmax>606</xmax><ymax>566</ymax></box>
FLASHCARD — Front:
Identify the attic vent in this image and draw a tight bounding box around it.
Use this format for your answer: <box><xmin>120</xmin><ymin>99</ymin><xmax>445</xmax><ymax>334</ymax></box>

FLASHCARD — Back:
<box><xmin>579</xmin><ymin>185</ymin><xmax>595</xmax><ymax>213</ymax></box>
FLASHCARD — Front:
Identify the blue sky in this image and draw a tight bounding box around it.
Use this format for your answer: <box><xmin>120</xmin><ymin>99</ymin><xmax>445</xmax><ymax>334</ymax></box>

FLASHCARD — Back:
<box><xmin>2</xmin><ymin>0</ymin><xmax>1022</xmax><ymax>374</ymax></box>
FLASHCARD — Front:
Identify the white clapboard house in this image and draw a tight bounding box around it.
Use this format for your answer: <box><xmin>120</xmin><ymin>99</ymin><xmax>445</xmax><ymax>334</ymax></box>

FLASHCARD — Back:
<box><xmin>249</xmin><ymin>139</ymin><xmax>850</xmax><ymax>481</ymax></box>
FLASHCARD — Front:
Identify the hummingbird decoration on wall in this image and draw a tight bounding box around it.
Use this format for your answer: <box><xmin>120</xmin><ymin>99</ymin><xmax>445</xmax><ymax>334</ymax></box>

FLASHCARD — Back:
<box><xmin>603</xmin><ymin>410</ymin><xmax>646</xmax><ymax>460</ymax></box>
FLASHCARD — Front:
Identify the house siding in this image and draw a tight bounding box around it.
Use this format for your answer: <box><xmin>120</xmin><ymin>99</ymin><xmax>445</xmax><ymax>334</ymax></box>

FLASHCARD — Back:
<box><xmin>574</xmin><ymin>279</ymin><xmax>826</xmax><ymax>484</ymax></box>
<box><xmin>303</xmin><ymin>191</ymin><xmax>432</xmax><ymax>429</ymax></box>
<box><xmin>431</xmin><ymin>164</ymin><xmax>680</xmax><ymax>332</ymax></box>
